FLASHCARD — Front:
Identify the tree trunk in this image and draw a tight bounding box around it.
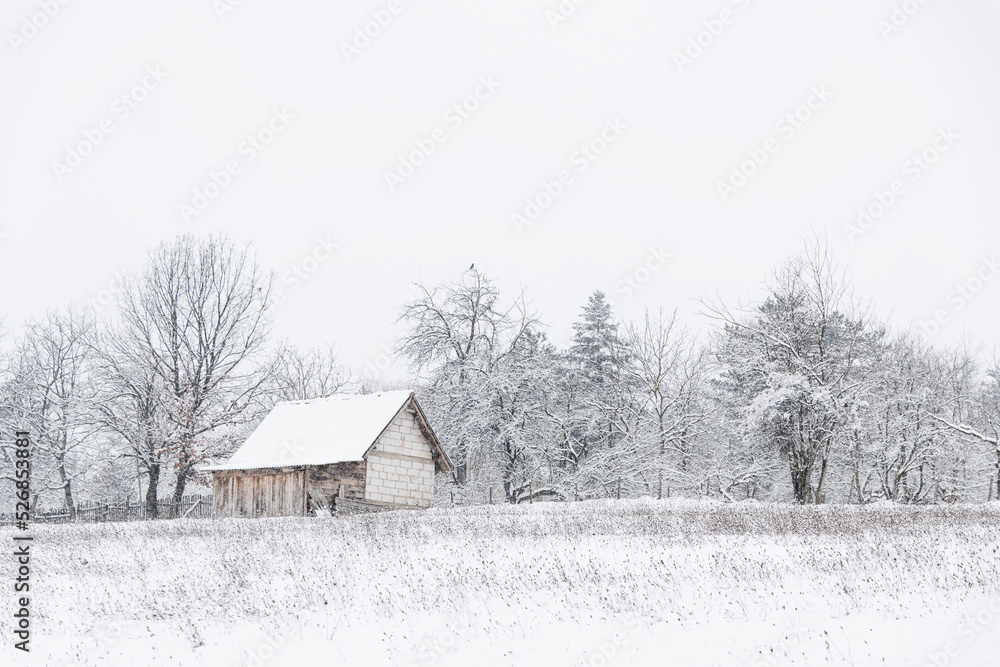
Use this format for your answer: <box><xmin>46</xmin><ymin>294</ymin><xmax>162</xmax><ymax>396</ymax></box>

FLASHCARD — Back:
<box><xmin>789</xmin><ymin>451</ymin><xmax>813</xmax><ymax>504</ymax></box>
<box><xmin>502</xmin><ymin>478</ymin><xmax>515</xmax><ymax>504</ymax></box>
<box><xmin>58</xmin><ymin>463</ymin><xmax>76</xmax><ymax>520</ymax></box>
<box><xmin>145</xmin><ymin>463</ymin><xmax>160</xmax><ymax>518</ymax></box>
<box><xmin>814</xmin><ymin>457</ymin><xmax>828</xmax><ymax>504</ymax></box>
<box><xmin>995</xmin><ymin>448</ymin><xmax>1000</xmax><ymax>501</ymax></box>
<box><xmin>501</xmin><ymin>438</ymin><xmax>520</xmax><ymax>504</ymax></box>
<box><xmin>172</xmin><ymin>465</ymin><xmax>191</xmax><ymax>518</ymax></box>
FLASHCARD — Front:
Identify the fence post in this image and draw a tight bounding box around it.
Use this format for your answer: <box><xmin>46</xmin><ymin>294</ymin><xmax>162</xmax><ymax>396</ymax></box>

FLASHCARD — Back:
<box><xmin>528</xmin><ymin>482</ymin><xmax>532</xmax><ymax>504</ymax></box>
<box><xmin>489</xmin><ymin>487</ymin><xmax>492</xmax><ymax>504</ymax></box>
<box><xmin>575</xmin><ymin>484</ymin><xmax>578</xmax><ymax>502</ymax></box>
<box><xmin>182</xmin><ymin>499</ymin><xmax>202</xmax><ymax>519</ymax></box>
<box><xmin>658</xmin><ymin>471</ymin><xmax>662</xmax><ymax>500</ymax></box>
<box><xmin>616</xmin><ymin>478</ymin><xmax>621</xmax><ymax>500</ymax></box>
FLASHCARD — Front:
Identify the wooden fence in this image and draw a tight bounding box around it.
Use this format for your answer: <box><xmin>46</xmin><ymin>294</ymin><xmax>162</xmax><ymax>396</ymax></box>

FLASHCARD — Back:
<box><xmin>10</xmin><ymin>494</ymin><xmax>214</xmax><ymax>524</ymax></box>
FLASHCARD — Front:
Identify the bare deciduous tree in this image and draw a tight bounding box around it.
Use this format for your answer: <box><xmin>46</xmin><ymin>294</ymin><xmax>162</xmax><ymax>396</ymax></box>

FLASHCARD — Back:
<box><xmin>271</xmin><ymin>342</ymin><xmax>351</xmax><ymax>402</ymax></box>
<box><xmin>397</xmin><ymin>268</ymin><xmax>545</xmax><ymax>500</ymax></box>
<box><xmin>6</xmin><ymin>309</ymin><xmax>98</xmax><ymax>517</ymax></box>
<box><xmin>116</xmin><ymin>234</ymin><xmax>273</xmax><ymax>513</ymax></box>
<box><xmin>623</xmin><ymin>308</ymin><xmax>707</xmax><ymax>461</ymax></box>
<box><xmin>927</xmin><ymin>347</ymin><xmax>1000</xmax><ymax>501</ymax></box>
<box><xmin>91</xmin><ymin>326</ymin><xmax>171</xmax><ymax>517</ymax></box>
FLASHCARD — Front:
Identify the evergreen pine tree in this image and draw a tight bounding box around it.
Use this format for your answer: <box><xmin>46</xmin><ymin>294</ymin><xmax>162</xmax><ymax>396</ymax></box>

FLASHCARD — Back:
<box><xmin>570</xmin><ymin>291</ymin><xmax>621</xmax><ymax>382</ymax></box>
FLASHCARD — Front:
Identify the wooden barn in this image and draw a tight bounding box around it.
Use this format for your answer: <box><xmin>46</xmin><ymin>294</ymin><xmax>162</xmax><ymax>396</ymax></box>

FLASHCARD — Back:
<box><xmin>203</xmin><ymin>390</ymin><xmax>452</xmax><ymax>517</ymax></box>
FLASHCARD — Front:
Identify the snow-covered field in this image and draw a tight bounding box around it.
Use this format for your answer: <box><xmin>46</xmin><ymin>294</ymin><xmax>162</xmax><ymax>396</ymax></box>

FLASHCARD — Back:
<box><xmin>4</xmin><ymin>499</ymin><xmax>1000</xmax><ymax>666</ymax></box>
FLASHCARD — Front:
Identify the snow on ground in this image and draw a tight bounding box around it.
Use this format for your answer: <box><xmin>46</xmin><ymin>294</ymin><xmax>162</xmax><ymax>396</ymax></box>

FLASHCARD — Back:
<box><xmin>2</xmin><ymin>499</ymin><xmax>999</xmax><ymax>666</ymax></box>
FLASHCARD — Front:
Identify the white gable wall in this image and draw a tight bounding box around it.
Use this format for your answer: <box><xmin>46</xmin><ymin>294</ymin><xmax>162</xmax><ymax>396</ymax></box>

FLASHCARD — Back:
<box><xmin>364</xmin><ymin>407</ymin><xmax>435</xmax><ymax>507</ymax></box>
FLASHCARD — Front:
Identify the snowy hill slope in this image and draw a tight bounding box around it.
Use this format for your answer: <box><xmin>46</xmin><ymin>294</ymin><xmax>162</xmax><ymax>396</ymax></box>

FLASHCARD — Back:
<box><xmin>3</xmin><ymin>499</ymin><xmax>1000</xmax><ymax>666</ymax></box>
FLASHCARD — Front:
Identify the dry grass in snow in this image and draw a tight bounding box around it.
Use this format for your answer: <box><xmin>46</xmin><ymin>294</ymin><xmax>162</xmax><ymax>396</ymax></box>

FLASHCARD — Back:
<box><xmin>3</xmin><ymin>499</ymin><xmax>1000</xmax><ymax>666</ymax></box>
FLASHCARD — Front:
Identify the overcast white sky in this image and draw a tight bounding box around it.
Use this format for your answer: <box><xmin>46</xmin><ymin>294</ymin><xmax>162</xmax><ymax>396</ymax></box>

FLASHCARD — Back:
<box><xmin>1</xmin><ymin>0</ymin><xmax>998</xmax><ymax>378</ymax></box>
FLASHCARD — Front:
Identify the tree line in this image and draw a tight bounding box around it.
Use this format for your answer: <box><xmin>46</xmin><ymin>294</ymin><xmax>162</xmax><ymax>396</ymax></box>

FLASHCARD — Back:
<box><xmin>401</xmin><ymin>239</ymin><xmax>1000</xmax><ymax>505</ymax></box>
<box><xmin>1</xmin><ymin>234</ymin><xmax>998</xmax><ymax>513</ymax></box>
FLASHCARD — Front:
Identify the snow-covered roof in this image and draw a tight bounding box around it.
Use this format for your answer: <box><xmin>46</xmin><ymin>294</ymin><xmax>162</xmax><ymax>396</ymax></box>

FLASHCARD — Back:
<box><xmin>203</xmin><ymin>390</ymin><xmax>444</xmax><ymax>472</ymax></box>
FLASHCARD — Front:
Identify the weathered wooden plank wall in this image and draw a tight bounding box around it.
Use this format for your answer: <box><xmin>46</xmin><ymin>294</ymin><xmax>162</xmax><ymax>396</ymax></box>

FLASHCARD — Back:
<box><xmin>212</xmin><ymin>469</ymin><xmax>305</xmax><ymax>517</ymax></box>
<box><xmin>307</xmin><ymin>462</ymin><xmax>367</xmax><ymax>501</ymax></box>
